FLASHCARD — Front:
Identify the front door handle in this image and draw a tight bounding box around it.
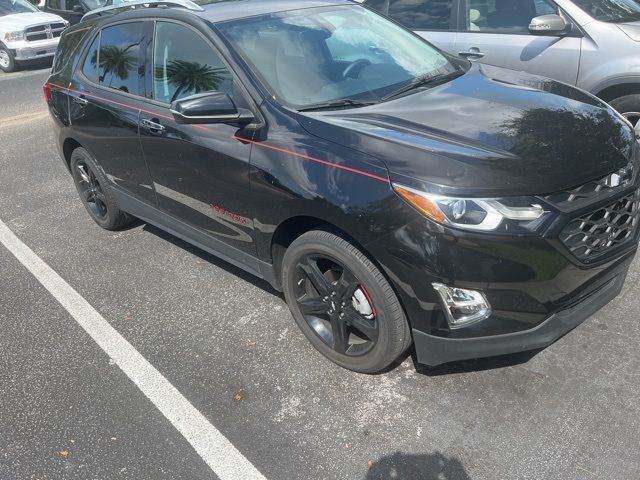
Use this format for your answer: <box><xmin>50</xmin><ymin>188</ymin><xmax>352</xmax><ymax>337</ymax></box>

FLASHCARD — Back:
<box><xmin>458</xmin><ymin>48</ymin><xmax>485</xmax><ymax>59</ymax></box>
<box><xmin>72</xmin><ymin>95</ymin><xmax>88</xmax><ymax>106</ymax></box>
<box><xmin>140</xmin><ymin>118</ymin><xmax>166</xmax><ymax>134</ymax></box>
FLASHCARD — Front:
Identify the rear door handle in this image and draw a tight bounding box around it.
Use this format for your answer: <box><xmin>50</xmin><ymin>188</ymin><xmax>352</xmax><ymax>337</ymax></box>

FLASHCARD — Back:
<box><xmin>140</xmin><ymin>118</ymin><xmax>166</xmax><ymax>134</ymax></box>
<box><xmin>458</xmin><ymin>48</ymin><xmax>485</xmax><ymax>59</ymax></box>
<box><xmin>72</xmin><ymin>95</ymin><xmax>88</xmax><ymax>105</ymax></box>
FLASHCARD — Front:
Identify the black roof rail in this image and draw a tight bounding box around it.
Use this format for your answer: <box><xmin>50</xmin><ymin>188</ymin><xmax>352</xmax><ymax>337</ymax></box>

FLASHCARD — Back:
<box><xmin>81</xmin><ymin>0</ymin><xmax>204</xmax><ymax>22</ymax></box>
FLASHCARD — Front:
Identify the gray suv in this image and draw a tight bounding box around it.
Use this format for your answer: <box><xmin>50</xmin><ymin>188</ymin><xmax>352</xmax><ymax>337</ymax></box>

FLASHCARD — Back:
<box><xmin>363</xmin><ymin>0</ymin><xmax>640</xmax><ymax>127</ymax></box>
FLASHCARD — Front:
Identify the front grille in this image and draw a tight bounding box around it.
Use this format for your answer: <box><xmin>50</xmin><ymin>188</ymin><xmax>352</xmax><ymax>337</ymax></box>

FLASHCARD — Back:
<box><xmin>559</xmin><ymin>189</ymin><xmax>640</xmax><ymax>261</ymax></box>
<box><xmin>24</xmin><ymin>23</ymin><xmax>66</xmax><ymax>42</ymax></box>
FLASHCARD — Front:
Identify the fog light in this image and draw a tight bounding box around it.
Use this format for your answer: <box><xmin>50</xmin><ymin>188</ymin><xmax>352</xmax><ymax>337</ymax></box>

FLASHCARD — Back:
<box><xmin>432</xmin><ymin>283</ymin><xmax>491</xmax><ymax>329</ymax></box>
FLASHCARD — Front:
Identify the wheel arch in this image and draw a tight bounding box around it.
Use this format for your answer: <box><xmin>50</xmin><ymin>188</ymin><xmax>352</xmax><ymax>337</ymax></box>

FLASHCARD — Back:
<box><xmin>595</xmin><ymin>82</ymin><xmax>640</xmax><ymax>103</ymax></box>
<box><xmin>62</xmin><ymin>137</ymin><xmax>83</xmax><ymax>172</ymax></box>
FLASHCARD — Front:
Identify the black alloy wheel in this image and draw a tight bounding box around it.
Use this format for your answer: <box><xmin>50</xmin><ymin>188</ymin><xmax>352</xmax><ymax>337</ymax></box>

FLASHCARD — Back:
<box><xmin>293</xmin><ymin>254</ymin><xmax>379</xmax><ymax>357</ymax></box>
<box><xmin>282</xmin><ymin>229</ymin><xmax>411</xmax><ymax>373</ymax></box>
<box><xmin>70</xmin><ymin>147</ymin><xmax>133</xmax><ymax>230</ymax></box>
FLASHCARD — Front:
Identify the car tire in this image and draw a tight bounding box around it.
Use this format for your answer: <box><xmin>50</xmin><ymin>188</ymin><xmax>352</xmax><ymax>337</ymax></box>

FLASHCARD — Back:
<box><xmin>609</xmin><ymin>94</ymin><xmax>640</xmax><ymax>129</ymax></box>
<box><xmin>0</xmin><ymin>45</ymin><xmax>16</xmax><ymax>73</ymax></box>
<box><xmin>70</xmin><ymin>147</ymin><xmax>133</xmax><ymax>230</ymax></box>
<box><xmin>282</xmin><ymin>229</ymin><xmax>412</xmax><ymax>373</ymax></box>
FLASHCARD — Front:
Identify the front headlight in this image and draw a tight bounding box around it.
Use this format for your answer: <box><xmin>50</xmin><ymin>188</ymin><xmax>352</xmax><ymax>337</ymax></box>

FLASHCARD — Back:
<box><xmin>393</xmin><ymin>183</ymin><xmax>547</xmax><ymax>232</ymax></box>
<box><xmin>4</xmin><ymin>31</ymin><xmax>25</xmax><ymax>42</ymax></box>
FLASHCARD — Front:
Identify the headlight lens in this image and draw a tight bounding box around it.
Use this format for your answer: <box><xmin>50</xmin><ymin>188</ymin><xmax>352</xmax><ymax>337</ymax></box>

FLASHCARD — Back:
<box><xmin>4</xmin><ymin>31</ymin><xmax>25</xmax><ymax>41</ymax></box>
<box><xmin>393</xmin><ymin>183</ymin><xmax>546</xmax><ymax>232</ymax></box>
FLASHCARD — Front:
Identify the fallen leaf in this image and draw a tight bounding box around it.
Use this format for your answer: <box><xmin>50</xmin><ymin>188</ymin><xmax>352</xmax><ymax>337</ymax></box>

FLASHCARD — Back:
<box><xmin>367</xmin><ymin>460</ymin><xmax>375</xmax><ymax>470</ymax></box>
<box><xmin>59</xmin><ymin>450</ymin><xmax>69</xmax><ymax>457</ymax></box>
<box><xmin>69</xmin><ymin>439</ymin><xmax>75</xmax><ymax>444</ymax></box>
<box><xmin>233</xmin><ymin>390</ymin><xmax>244</xmax><ymax>401</ymax></box>
<box><xmin>247</xmin><ymin>340</ymin><xmax>257</xmax><ymax>349</ymax></box>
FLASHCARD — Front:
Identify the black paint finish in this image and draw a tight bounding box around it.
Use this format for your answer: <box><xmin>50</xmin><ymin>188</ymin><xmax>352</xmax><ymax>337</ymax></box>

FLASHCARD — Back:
<box><xmin>45</xmin><ymin>0</ymin><xmax>639</xmax><ymax>366</ymax></box>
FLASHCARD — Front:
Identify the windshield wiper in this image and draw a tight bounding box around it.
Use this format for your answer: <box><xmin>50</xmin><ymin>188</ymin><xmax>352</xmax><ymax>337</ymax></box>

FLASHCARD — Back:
<box><xmin>381</xmin><ymin>70</ymin><xmax>464</xmax><ymax>102</ymax></box>
<box><xmin>297</xmin><ymin>98</ymin><xmax>377</xmax><ymax>112</ymax></box>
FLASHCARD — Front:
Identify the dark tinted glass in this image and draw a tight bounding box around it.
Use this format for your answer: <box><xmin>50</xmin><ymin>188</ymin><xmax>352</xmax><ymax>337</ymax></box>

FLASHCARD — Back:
<box><xmin>81</xmin><ymin>32</ymin><xmax>100</xmax><ymax>83</ymax></box>
<box><xmin>384</xmin><ymin>0</ymin><xmax>453</xmax><ymax>30</ymax></box>
<box><xmin>53</xmin><ymin>27</ymin><xmax>90</xmax><ymax>73</ymax></box>
<box><xmin>95</xmin><ymin>22</ymin><xmax>146</xmax><ymax>95</ymax></box>
<box><xmin>466</xmin><ymin>0</ymin><xmax>556</xmax><ymax>33</ymax></box>
<box><xmin>572</xmin><ymin>0</ymin><xmax>640</xmax><ymax>22</ymax></box>
<box><xmin>153</xmin><ymin>22</ymin><xmax>233</xmax><ymax>104</ymax></box>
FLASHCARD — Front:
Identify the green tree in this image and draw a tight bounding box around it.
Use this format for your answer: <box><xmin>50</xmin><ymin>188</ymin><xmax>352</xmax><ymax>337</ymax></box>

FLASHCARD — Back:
<box><xmin>155</xmin><ymin>60</ymin><xmax>228</xmax><ymax>103</ymax></box>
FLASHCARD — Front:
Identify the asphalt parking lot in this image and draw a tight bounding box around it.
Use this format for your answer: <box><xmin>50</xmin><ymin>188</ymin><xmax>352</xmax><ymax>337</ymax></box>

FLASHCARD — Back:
<box><xmin>1</xmin><ymin>65</ymin><xmax>640</xmax><ymax>480</ymax></box>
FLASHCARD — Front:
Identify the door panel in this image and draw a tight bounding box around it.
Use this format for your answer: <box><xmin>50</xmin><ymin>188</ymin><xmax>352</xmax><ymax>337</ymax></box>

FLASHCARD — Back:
<box><xmin>139</xmin><ymin>21</ymin><xmax>256</xmax><ymax>260</ymax></box>
<box><xmin>456</xmin><ymin>0</ymin><xmax>581</xmax><ymax>85</ymax></box>
<box><xmin>69</xmin><ymin>22</ymin><xmax>156</xmax><ymax>204</ymax></box>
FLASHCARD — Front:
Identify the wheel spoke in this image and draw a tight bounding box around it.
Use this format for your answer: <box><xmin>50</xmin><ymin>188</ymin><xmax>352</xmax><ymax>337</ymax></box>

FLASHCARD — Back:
<box><xmin>344</xmin><ymin>308</ymin><xmax>378</xmax><ymax>342</ymax></box>
<box><xmin>76</xmin><ymin>164</ymin><xmax>91</xmax><ymax>183</ymax></box>
<box><xmin>330</xmin><ymin>315</ymin><xmax>349</xmax><ymax>353</ymax></box>
<box><xmin>298</xmin><ymin>296</ymin><xmax>328</xmax><ymax>316</ymax></box>
<box><xmin>335</xmin><ymin>269</ymin><xmax>359</xmax><ymax>302</ymax></box>
<box><xmin>94</xmin><ymin>189</ymin><xmax>107</xmax><ymax>206</ymax></box>
<box><xmin>299</xmin><ymin>258</ymin><xmax>331</xmax><ymax>297</ymax></box>
<box><xmin>81</xmin><ymin>186</ymin><xmax>93</xmax><ymax>202</ymax></box>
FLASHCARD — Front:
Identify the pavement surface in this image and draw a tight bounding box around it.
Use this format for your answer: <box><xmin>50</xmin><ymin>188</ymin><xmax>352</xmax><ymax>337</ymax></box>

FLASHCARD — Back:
<box><xmin>1</xmin><ymin>65</ymin><xmax>640</xmax><ymax>480</ymax></box>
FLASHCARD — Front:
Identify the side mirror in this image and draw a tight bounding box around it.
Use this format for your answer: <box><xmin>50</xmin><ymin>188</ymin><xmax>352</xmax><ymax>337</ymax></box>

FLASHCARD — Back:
<box><xmin>529</xmin><ymin>14</ymin><xmax>570</xmax><ymax>36</ymax></box>
<box><xmin>170</xmin><ymin>92</ymin><xmax>254</xmax><ymax>125</ymax></box>
<box><xmin>72</xmin><ymin>4</ymin><xmax>84</xmax><ymax>12</ymax></box>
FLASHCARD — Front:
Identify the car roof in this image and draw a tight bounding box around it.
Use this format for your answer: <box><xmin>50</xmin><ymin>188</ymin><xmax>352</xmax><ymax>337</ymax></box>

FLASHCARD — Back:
<box><xmin>195</xmin><ymin>0</ymin><xmax>354</xmax><ymax>23</ymax></box>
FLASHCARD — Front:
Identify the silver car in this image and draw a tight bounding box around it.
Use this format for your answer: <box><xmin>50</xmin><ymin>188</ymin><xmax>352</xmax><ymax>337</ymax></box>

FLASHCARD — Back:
<box><xmin>363</xmin><ymin>0</ymin><xmax>640</xmax><ymax>127</ymax></box>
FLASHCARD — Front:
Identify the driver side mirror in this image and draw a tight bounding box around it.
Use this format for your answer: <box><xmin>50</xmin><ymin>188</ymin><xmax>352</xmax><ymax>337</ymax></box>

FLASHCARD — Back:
<box><xmin>529</xmin><ymin>14</ymin><xmax>570</xmax><ymax>36</ymax></box>
<box><xmin>170</xmin><ymin>92</ymin><xmax>254</xmax><ymax>125</ymax></box>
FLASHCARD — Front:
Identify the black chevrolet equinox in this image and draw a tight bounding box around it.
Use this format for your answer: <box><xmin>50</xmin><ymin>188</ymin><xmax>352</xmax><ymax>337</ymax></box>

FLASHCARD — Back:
<box><xmin>45</xmin><ymin>0</ymin><xmax>640</xmax><ymax>373</ymax></box>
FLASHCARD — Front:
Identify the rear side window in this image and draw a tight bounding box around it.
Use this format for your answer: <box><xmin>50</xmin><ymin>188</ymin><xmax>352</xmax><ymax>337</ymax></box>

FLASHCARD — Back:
<box><xmin>366</xmin><ymin>0</ymin><xmax>454</xmax><ymax>30</ymax></box>
<box><xmin>152</xmin><ymin>22</ymin><xmax>234</xmax><ymax>104</ymax></box>
<box><xmin>81</xmin><ymin>22</ymin><xmax>147</xmax><ymax>95</ymax></box>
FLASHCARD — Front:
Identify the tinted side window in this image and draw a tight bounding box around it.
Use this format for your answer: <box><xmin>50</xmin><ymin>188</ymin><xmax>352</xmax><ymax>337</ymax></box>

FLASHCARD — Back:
<box><xmin>466</xmin><ymin>0</ymin><xmax>557</xmax><ymax>33</ymax></box>
<box><xmin>53</xmin><ymin>27</ymin><xmax>90</xmax><ymax>73</ymax></box>
<box><xmin>47</xmin><ymin>0</ymin><xmax>61</xmax><ymax>9</ymax></box>
<box><xmin>93</xmin><ymin>22</ymin><xmax>146</xmax><ymax>95</ymax></box>
<box><xmin>82</xmin><ymin>32</ymin><xmax>100</xmax><ymax>83</ymax></box>
<box><xmin>152</xmin><ymin>22</ymin><xmax>233</xmax><ymax>104</ymax></box>
<box><xmin>369</xmin><ymin>0</ymin><xmax>454</xmax><ymax>30</ymax></box>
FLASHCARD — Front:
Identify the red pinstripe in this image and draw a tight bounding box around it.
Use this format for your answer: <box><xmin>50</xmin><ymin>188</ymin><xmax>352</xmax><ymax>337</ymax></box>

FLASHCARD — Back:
<box><xmin>46</xmin><ymin>82</ymin><xmax>390</xmax><ymax>184</ymax></box>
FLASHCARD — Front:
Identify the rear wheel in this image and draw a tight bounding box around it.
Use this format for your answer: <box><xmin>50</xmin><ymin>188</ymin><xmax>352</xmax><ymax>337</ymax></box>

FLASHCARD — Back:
<box><xmin>609</xmin><ymin>94</ymin><xmax>640</xmax><ymax>129</ymax></box>
<box><xmin>0</xmin><ymin>46</ymin><xmax>16</xmax><ymax>73</ymax></box>
<box><xmin>70</xmin><ymin>148</ymin><xmax>133</xmax><ymax>230</ymax></box>
<box><xmin>282</xmin><ymin>229</ymin><xmax>411</xmax><ymax>373</ymax></box>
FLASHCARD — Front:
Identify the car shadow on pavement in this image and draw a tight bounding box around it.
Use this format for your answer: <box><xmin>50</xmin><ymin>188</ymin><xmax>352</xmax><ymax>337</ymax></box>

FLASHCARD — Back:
<box><xmin>141</xmin><ymin>223</ymin><xmax>282</xmax><ymax>297</ymax></box>
<box><xmin>365</xmin><ymin>451</ymin><xmax>471</xmax><ymax>480</ymax></box>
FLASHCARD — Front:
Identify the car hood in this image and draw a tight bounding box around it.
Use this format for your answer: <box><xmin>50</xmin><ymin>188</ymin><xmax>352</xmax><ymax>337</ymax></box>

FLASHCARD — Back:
<box><xmin>0</xmin><ymin>12</ymin><xmax>65</xmax><ymax>30</ymax></box>
<box><xmin>298</xmin><ymin>64</ymin><xmax>636</xmax><ymax>197</ymax></box>
<box><xmin>617</xmin><ymin>21</ymin><xmax>640</xmax><ymax>41</ymax></box>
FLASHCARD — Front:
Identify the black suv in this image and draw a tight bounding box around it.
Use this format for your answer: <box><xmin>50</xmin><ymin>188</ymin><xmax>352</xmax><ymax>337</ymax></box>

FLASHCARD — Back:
<box><xmin>45</xmin><ymin>0</ymin><xmax>640</xmax><ymax>373</ymax></box>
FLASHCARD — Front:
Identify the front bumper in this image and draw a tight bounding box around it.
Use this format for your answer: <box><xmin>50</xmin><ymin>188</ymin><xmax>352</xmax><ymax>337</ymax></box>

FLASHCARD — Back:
<box><xmin>414</xmin><ymin>267</ymin><xmax>627</xmax><ymax>366</ymax></box>
<box><xmin>8</xmin><ymin>38</ymin><xmax>59</xmax><ymax>61</ymax></box>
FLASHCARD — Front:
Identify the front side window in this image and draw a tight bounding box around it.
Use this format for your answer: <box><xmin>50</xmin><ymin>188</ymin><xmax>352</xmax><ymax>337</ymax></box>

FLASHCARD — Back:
<box><xmin>82</xmin><ymin>22</ymin><xmax>146</xmax><ymax>95</ymax></box>
<box><xmin>572</xmin><ymin>0</ymin><xmax>640</xmax><ymax>23</ymax></box>
<box><xmin>465</xmin><ymin>0</ymin><xmax>556</xmax><ymax>33</ymax></box>
<box><xmin>0</xmin><ymin>0</ymin><xmax>39</xmax><ymax>16</ymax></box>
<box><xmin>218</xmin><ymin>5</ymin><xmax>459</xmax><ymax>108</ymax></box>
<box><xmin>152</xmin><ymin>22</ymin><xmax>233</xmax><ymax>104</ymax></box>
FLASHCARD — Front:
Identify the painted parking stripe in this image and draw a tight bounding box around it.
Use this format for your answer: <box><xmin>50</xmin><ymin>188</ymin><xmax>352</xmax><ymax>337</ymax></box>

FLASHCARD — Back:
<box><xmin>0</xmin><ymin>218</ymin><xmax>267</xmax><ymax>480</ymax></box>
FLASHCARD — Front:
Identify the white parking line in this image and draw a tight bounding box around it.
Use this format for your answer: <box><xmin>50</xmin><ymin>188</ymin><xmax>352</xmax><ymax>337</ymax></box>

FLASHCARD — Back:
<box><xmin>0</xmin><ymin>218</ymin><xmax>267</xmax><ymax>480</ymax></box>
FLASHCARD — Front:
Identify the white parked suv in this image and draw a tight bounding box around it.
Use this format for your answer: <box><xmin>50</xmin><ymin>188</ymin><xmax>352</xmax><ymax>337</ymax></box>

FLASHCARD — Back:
<box><xmin>0</xmin><ymin>0</ymin><xmax>67</xmax><ymax>72</ymax></box>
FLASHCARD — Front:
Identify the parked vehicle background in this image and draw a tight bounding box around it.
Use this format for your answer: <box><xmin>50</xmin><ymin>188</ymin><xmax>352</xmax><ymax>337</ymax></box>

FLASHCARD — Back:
<box><xmin>42</xmin><ymin>0</ymin><xmax>126</xmax><ymax>24</ymax></box>
<box><xmin>0</xmin><ymin>0</ymin><xmax>67</xmax><ymax>72</ymax></box>
<box><xmin>363</xmin><ymin>0</ymin><xmax>640</xmax><ymax>128</ymax></box>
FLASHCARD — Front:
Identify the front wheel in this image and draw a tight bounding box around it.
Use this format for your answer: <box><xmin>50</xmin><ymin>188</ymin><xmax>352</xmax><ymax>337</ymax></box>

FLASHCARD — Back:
<box><xmin>282</xmin><ymin>229</ymin><xmax>411</xmax><ymax>373</ymax></box>
<box><xmin>0</xmin><ymin>46</ymin><xmax>16</xmax><ymax>73</ymax></box>
<box><xmin>609</xmin><ymin>94</ymin><xmax>640</xmax><ymax>129</ymax></box>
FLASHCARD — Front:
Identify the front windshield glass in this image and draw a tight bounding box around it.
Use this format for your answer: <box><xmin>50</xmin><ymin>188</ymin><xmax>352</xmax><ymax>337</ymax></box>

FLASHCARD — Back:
<box><xmin>0</xmin><ymin>0</ymin><xmax>39</xmax><ymax>16</ymax></box>
<box><xmin>572</xmin><ymin>0</ymin><xmax>640</xmax><ymax>22</ymax></box>
<box><xmin>217</xmin><ymin>5</ymin><xmax>460</xmax><ymax>109</ymax></box>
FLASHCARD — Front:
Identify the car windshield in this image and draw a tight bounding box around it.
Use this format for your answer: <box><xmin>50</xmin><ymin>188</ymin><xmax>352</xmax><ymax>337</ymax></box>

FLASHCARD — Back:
<box><xmin>0</xmin><ymin>0</ymin><xmax>39</xmax><ymax>16</ymax></box>
<box><xmin>217</xmin><ymin>5</ymin><xmax>460</xmax><ymax>109</ymax></box>
<box><xmin>572</xmin><ymin>0</ymin><xmax>640</xmax><ymax>22</ymax></box>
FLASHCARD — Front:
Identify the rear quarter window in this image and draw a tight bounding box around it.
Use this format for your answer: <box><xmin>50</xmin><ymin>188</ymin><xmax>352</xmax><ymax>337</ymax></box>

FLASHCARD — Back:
<box><xmin>52</xmin><ymin>27</ymin><xmax>92</xmax><ymax>74</ymax></box>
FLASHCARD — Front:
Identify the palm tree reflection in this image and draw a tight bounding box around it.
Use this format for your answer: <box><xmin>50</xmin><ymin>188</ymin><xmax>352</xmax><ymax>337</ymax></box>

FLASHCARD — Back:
<box><xmin>155</xmin><ymin>60</ymin><xmax>228</xmax><ymax>103</ymax></box>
